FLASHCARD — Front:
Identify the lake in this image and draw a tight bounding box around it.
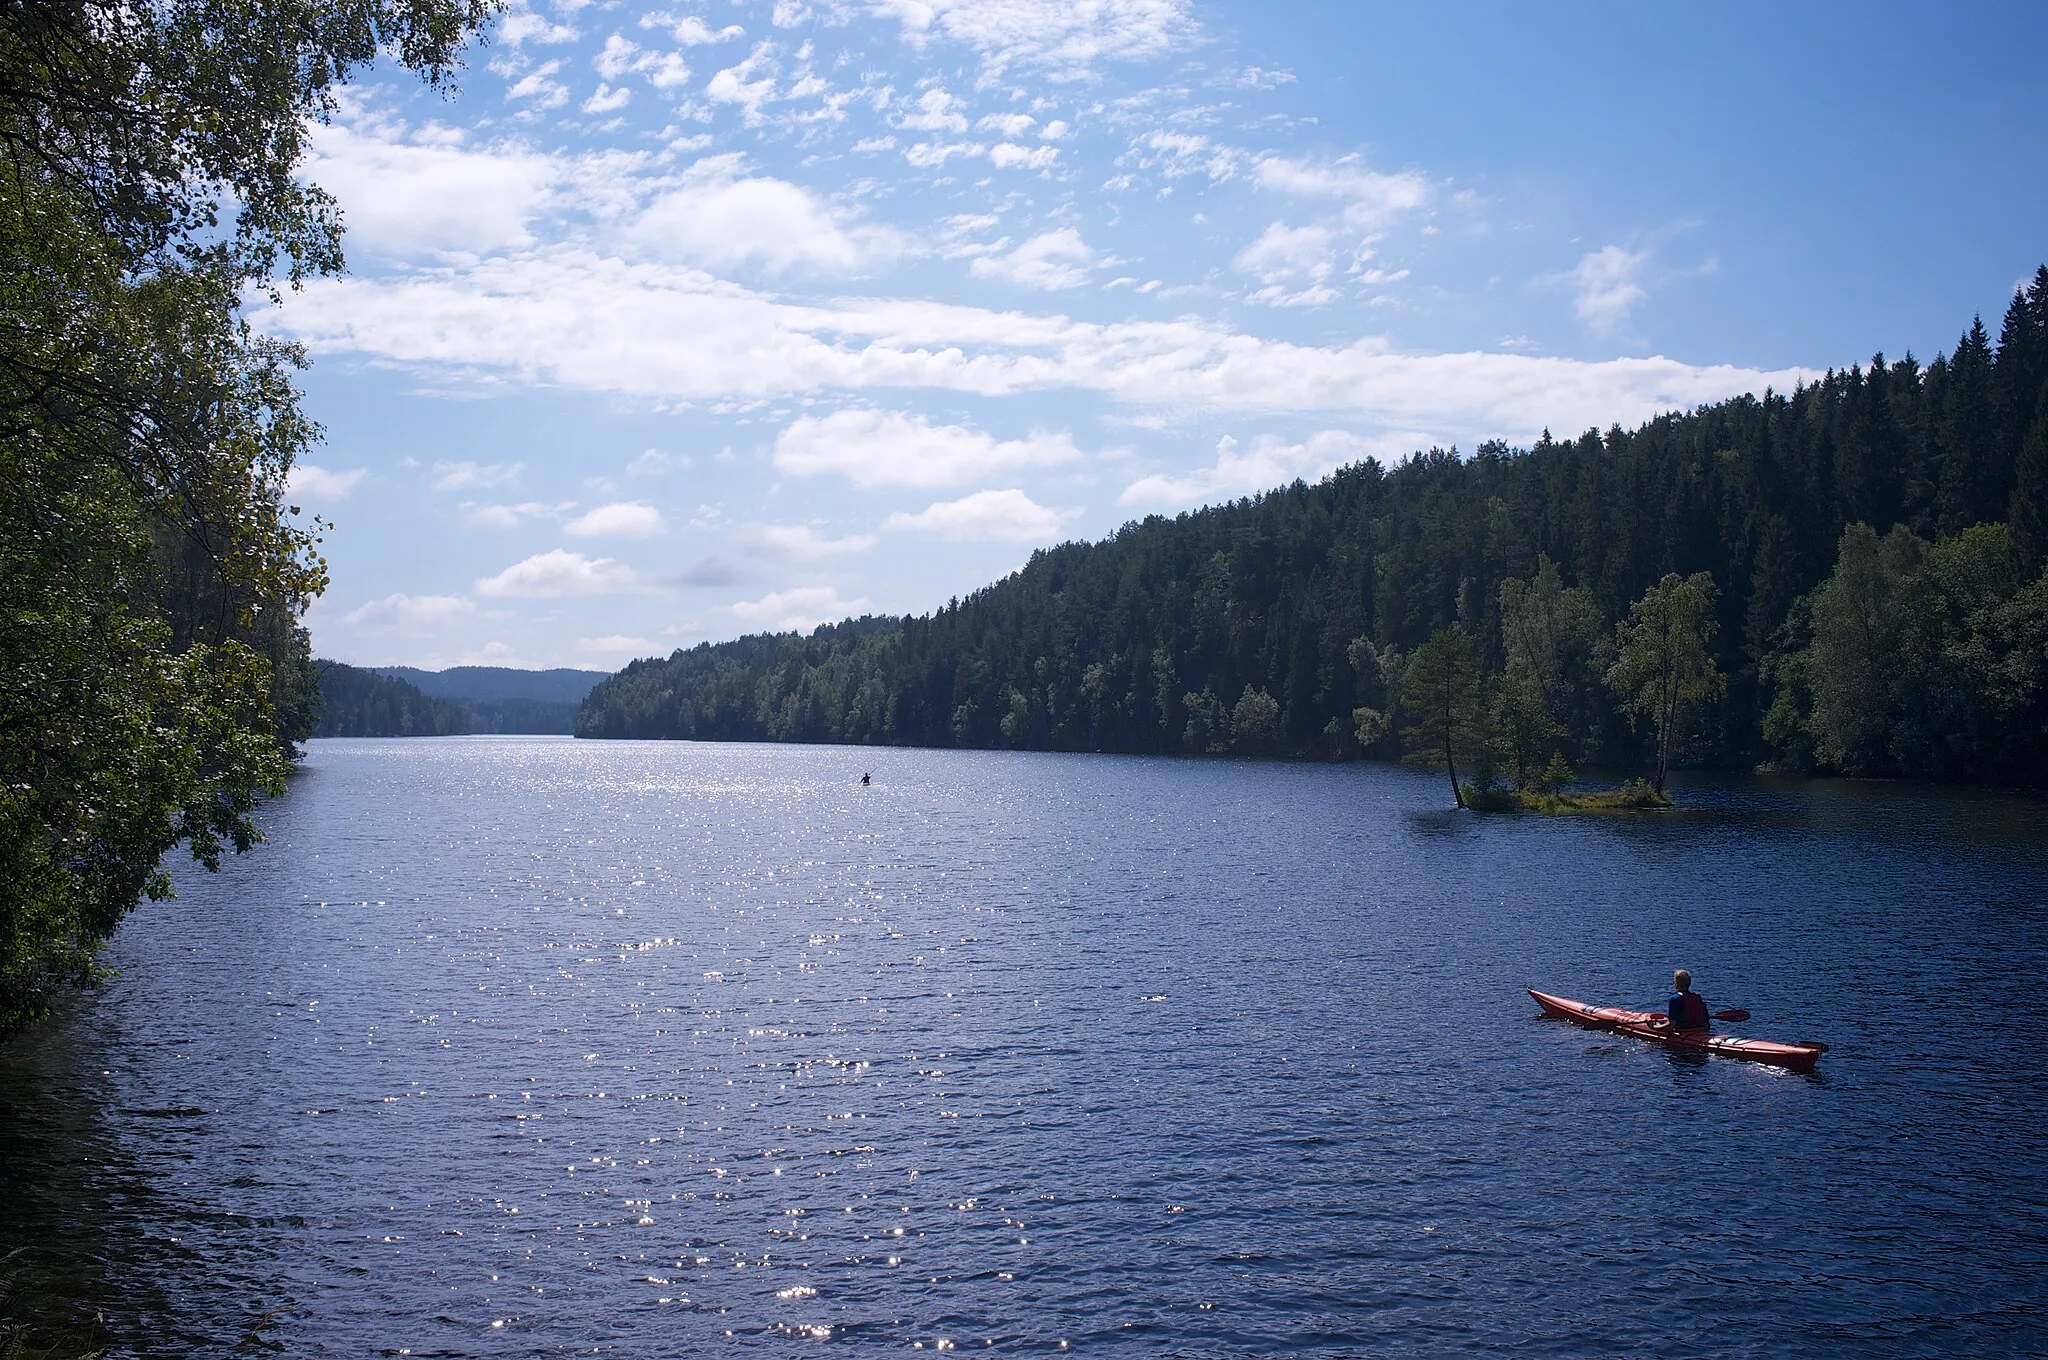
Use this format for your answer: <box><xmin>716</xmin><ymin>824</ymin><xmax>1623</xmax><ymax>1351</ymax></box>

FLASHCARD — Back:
<box><xmin>3</xmin><ymin>738</ymin><xmax>2045</xmax><ymax>1357</ymax></box>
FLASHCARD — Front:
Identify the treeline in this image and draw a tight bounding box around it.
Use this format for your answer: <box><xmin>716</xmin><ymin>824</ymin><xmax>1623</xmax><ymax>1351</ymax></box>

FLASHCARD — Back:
<box><xmin>580</xmin><ymin>268</ymin><xmax>2048</xmax><ymax>787</ymax></box>
<box><xmin>314</xmin><ymin>663</ymin><xmax>470</xmax><ymax>737</ymax></box>
<box><xmin>312</xmin><ymin>664</ymin><xmax>589</xmax><ymax>735</ymax></box>
<box><xmin>0</xmin><ymin>1</ymin><xmax>487</xmax><ymax>1036</ymax></box>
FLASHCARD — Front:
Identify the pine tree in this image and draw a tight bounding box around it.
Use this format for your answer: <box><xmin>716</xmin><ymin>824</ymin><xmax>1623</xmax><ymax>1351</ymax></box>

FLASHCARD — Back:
<box><xmin>1936</xmin><ymin>320</ymin><xmax>1998</xmax><ymax>534</ymax></box>
<box><xmin>2011</xmin><ymin>384</ymin><xmax>2048</xmax><ymax>577</ymax></box>
<box><xmin>1399</xmin><ymin>626</ymin><xmax>1489</xmax><ymax>808</ymax></box>
<box><xmin>1993</xmin><ymin>268</ymin><xmax>2048</xmax><ymax>477</ymax></box>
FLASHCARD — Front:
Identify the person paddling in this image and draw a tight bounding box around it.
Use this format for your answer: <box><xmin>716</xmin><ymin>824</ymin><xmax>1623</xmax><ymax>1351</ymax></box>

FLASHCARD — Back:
<box><xmin>860</xmin><ymin>772</ymin><xmax>871</xmax><ymax>786</ymax></box>
<box><xmin>1664</xmin><ymin>968</ymin><xmax>1711</xmax><ymax>1032</ymax></box>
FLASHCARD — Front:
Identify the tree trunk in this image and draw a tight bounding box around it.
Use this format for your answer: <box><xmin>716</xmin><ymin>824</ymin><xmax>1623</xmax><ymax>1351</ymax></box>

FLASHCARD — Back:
<box><xmin>1653</xmin><ymin>666</ymin><xmax>1676</xmax><ymax>794</ymax></box>
<box><xmin>1444</xmin><ymin>699</ymin><xmax>1464</xmax><ymax>808</ymax></box>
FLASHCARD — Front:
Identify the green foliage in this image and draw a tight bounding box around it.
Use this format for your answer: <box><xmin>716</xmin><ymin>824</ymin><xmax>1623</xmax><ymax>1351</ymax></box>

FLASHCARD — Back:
<box><xmin>1770</xmin><ymin>521</ymin><xmax>2048</xmax><ymax>780</ymax></box>
<box><xmin>1498</xmin><ymin>556</ymin><xmax>1609</xmax><ymax>760</ymax></box>
<box><xmin>1463</xmin><ymin>780</ymin><xmax>1669</xmax><ymax>815</ymax></box>
<box><xmin>1398</xmin><ymin>626</ymin><xmax>1490</xmax><ymax>807</ymax></box>
<box><xmin>1607</xmin><ymin>572</ymin><xmax>1726</xmax><ymax>794</ymax></box>
<box><xmin>1493</xmin><ymin>662</ymin><xmax>1563</xmax><ymax>790</ymax></box>
<box><xmin>313</xmin><ymin>662</ymin><xmax>470</xmax><ymax>737</ymax></box>
<box><xmin>1535</xmin><ymin>751</ymin><xmax>1576</xmax><ymax>794</ymax></box>
<box><xmin>464</xmin><ymin>697</ymin><xmax>581</xmax><ymax>734</ymax></box>
<box><xmin>1230</xmin><ymin>685</ymin><xmax>1281</xmax><ymax>755</ymax></box>
<box><xmin>1346</xmin><ymin>635</ymin><xmax>1404</xmax><ymax>754</ymax></box>
<box><xmin>0</xmin><ymin>0</ymin><xmax>489</xmax><ymax>1034</ymax></box>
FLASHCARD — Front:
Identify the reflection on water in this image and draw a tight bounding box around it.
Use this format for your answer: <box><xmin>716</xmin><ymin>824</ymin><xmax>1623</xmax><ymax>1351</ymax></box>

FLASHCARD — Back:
<box><xmin>2</xmin><ymin>739</ymin><xmax>2045</xmax><ymax>1357</ymax></box>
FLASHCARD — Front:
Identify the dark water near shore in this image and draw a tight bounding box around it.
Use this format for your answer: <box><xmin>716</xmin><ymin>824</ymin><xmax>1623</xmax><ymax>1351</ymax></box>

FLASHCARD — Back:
<box><xmin>4</xmin><ymin>739</ymin><xmax>2046</xmax><ymax>1357</ymax></box>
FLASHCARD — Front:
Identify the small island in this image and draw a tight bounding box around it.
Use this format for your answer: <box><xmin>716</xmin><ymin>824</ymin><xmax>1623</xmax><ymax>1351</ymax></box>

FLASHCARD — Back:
<box><xmin>1463</xmin><ymin>781</ymin><xmax>1672</xmax><ymax>814</ymax></box>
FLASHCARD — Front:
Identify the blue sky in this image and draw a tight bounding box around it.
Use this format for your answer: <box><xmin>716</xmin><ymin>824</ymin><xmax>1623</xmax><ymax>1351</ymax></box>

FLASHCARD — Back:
<box><xmin>271</xmin><ymin>0</ymin><xmax>2048</xmax><ymax>670</ymax></box>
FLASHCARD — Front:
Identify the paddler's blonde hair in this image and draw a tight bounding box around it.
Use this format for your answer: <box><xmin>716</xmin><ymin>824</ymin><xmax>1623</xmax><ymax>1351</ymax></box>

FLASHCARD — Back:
<box><xmin>1674</xmin><ymin>968</ymin><xmax>1693</xmax><ymax>991</ymax></box>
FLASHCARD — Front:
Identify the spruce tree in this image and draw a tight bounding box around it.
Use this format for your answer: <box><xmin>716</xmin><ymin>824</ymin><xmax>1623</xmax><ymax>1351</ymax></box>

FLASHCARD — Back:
<box><xmin>2011</xmin><ymin>384</ymin><xmax>2048</xmax><ymax>577</ymax></box>
<box><xmin>1993</xmin><ymin>268</ymin><xmax>2048</xmax><ymax>475</ymax></box>
<box><xmin>1936</xmin><ymin>319</ymin><xmax>1998</xmax><ymax>534</ymax></box>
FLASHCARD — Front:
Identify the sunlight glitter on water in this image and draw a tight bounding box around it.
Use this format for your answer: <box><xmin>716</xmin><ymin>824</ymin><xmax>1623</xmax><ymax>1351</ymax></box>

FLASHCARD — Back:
<box><xmin>2</xmin><ymin>740</ymin><xmax>2047</xmax><ymax>1356</ymax></box>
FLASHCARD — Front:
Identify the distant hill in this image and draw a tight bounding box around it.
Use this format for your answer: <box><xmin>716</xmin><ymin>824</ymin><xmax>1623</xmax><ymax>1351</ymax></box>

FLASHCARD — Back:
<box><xmin>314</xmin><ymin>662</ymin><xmax>469</xmax><ymax>737</ymax></box>
<box><xmin>373</xmin><ymin>666</ymin><xmax>608</xmax><ymax>705</ymax></box>
<box><xmin>341</xmin><ymin>665</ymin><xmax>611</xmax><ymax>735</ymax></box>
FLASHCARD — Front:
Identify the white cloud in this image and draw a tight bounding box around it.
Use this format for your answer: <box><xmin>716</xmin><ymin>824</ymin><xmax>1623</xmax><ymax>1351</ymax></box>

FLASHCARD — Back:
<box><xmin>1568</xmin><ymin>245</ymin><xmax>1652</xmax><ymax>331</ymax></box>
<box><xmin>630</xmin><ymin>155</ymin><xmax>882</xmax><ymax>273</ymax></box>
<box><xmin>775</xmin><ymin>409</ymin><xmax>1083</xmax><ymax>488</ymax></box>
<box><xmin>506</xmin><ymin>60</ymin><xmax>570</xmax><ymax>108</ymax></box>
<box><xmin>869</xmin><ymin>0</ymin><xmax>1196</xmax><ymax>78</ymax></box>
<box><xmin>460</xmin><ymin>500</ymin><xmax>562</xmax><ymax>529</ymax></box>
<box><xmin>432</xmin><ymin>460</ymin><xmax>523</xmax><ymax>492</ymax></box>
<box><xmin>732</xmin><ymin>523</ymin><xmax>878</xmax><ymax>561</ymax></box>
<box><xmin>475</xmin><ymin>549</ymin><xmax>644</xmax><ymax>598</ymax></box>
<box><xmin>498</xmin><ymin>5</ymin><xmax>578</xmax><ymax>47</ymax></box>
<box><xmin>1124</xmin><ymin>129</ymin><xmax>1240</xmax><ymax>182</ymax></box>
<box><xmin>705</xmin><ymin>41</ymin><xmax>780</xmax><ymax>123</ymax></box>
<box><xmin>627</xmin><ymin>448</ymin><xmax>684</xmax><ymax>476</ymax></box>
<box><xmin>724</xmin><ymin>585</ymin><xmax>871</xmax><ymax>631</ymax></box>
<box><xmin>904</xmin><ymin>139</ymin><xmax>985</xmax><ymax>168</ymax></box>
<box><xmin>286</xmin><ymin>463</ymin><xmax>366</xmax><ymax>503</ymax></box>
<box><xmin>1251</xmin><ymin>154</ymin><xmax>1434</xmax><ymax>228</ymax></box>
<box><xmin>969</xmin><ymin>228</ymin><xmax>1093</xmax><ymax>289</ymax></box>
<box><xmin>1119</xmin><ymin>430</ymin><xmax>1415</xmax><ymax>511</ymax></box>
<box><xmin>564</xmin><ymin>500</ymin><xmax>668</xmax><ymax>538</ymax></box>
<box><xmin>988</xmin><ymin>142</ymin><xmax>1059</xmax><ymax>171</ymax></box>
<box><xmin>575</xmin><ymin>634</ymin><xmax>651</xmax><ymax>655</ymax></box>
<box><xmin>644</xmin><ymin>12</ymin><xmax>745</xmax><ymax>45</ymax></box>
<box><xmin>1235</xmin><ymin>221</ymin><xmax>1333</xmax><ymax>282</ymax></box>
<box><xmin>303</xmin><ymin>124</ymin><xmax>561</xmax><ymax>257</ymax></box>
<box><xmin>898</xmin><ymin>88</ymin><xmax>969</xmax><ymax>133</ymax></box>
<box><xmin>448</xmin><ymin>640</ymin><xmax>526</xmax><ymax>667</ymax></box>
<box><xmin>594</xmin><ymin>33</ymin><xmax>693</xmax><ymax>90</ymax></box>
<box><xmin>977</xmin><ymin>112</ymin><xmax>1036</xmax><ymax>138</ymax></box>
<box><xmin>884</xmin><ymin>488</ymin><xmax>1070</xmax><ymax>542</ymax></box>
<box><xmin>344</xmin><ymin>592</ymin><xmax>477</xmax><ymax>631</ymax></box>
<box><xmin>593</xmin><ymin>33</ymin><xmax>638</xmax><ymax>78</ymax></box>
<box><xmin>1234</xmin><ymin>221</ymin><xmax>1340</xmax><ymax>306</ymax></box>
<box><xmin>264</xmin><ymin>251</ymin><xmax>1813</xmax><ymax>439</ymax></box>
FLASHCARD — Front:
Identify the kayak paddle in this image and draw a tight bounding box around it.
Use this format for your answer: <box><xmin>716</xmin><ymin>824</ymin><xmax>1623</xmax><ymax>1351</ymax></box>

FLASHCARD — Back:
<box><xmin>1713</xmin><ymin>1008</ymin><xmax>1750</xmax><ymax>1022</ymax></box>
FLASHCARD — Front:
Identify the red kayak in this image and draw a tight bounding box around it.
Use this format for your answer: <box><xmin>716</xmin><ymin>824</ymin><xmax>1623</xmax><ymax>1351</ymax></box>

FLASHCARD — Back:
<box><xmin>1529</xmin><ymin>989</ymin><xmax>1826</xmax><ymax>1073</ymax></box>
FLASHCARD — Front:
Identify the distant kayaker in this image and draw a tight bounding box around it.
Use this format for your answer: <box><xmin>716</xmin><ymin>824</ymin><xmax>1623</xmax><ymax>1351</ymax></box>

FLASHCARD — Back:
<box><xmin>860</xmin><ymin>772</ymin><xmax>871</xmax><ymax>786</ymax></box>
<box><xmin>1664</xmin><ymin>969</ymin><xmax>1711</xmax><ymax>1031</ymax></box>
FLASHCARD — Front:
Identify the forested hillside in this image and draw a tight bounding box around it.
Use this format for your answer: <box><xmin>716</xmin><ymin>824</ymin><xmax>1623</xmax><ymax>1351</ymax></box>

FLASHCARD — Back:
<box><xmin>314</xmin><ymin>663</ymin><xmax>470</xmax><ymax>737</ymax></box>
<box><xmin>376</xmin><ymin>665</ymin><xmax>608</xmax><ymax>705</ymax></box>
<box><xmin>580</xmin><ymin>269</ymin><xmax>2048</xmax><ymax>786</ymax></box>
<box><xmin>314</xmin><ymin>665</ymin><xmax>605</xmax><ymax>735</ymax></box>
<box><xmin>372</xmin><ymin>665</ymin><xmax>607</xmax><ymax>733</ymax></box>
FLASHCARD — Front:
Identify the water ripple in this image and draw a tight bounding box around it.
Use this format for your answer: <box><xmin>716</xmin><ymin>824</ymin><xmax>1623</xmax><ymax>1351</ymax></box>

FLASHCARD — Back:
<box><xmin>2</xmin><ymin>740</ymin><xmax>2045</xmax><ymax>1356</ymax></box>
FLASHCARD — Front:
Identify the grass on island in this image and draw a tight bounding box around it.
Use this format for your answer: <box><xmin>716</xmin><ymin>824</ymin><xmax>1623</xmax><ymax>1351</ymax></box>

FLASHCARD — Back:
<box><xmin>1463</xmin><ymin>779</ymin><xmax>1671</xmax><ymax>815</ymax></box>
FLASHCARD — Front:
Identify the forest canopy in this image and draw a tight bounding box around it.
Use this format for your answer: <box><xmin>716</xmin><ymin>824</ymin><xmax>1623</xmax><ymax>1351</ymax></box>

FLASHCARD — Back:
<box><xmin>580</xmin><ymin>268</ymin><xmax>2048</xmax><ymax>791</ymax></box>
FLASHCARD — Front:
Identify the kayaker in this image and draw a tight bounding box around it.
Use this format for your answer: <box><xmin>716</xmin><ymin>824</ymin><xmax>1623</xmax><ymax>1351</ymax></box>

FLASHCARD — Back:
<box><xmin>1664</xmin><ymin>969</ymin><xmax>1711</xmax><ymax>1032</ymax></box>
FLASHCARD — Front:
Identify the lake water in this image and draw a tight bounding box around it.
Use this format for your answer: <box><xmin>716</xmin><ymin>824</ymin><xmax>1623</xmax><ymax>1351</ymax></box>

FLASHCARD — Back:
<box><xmin>3</xmin><ymin>739</ymin><xmax>2045</xmax><ymax>1357</ymax></box>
